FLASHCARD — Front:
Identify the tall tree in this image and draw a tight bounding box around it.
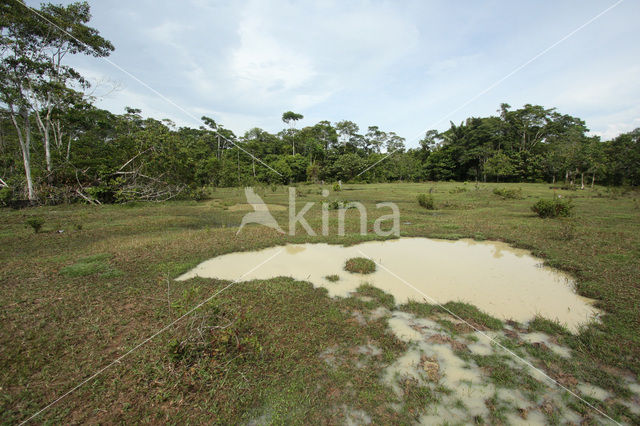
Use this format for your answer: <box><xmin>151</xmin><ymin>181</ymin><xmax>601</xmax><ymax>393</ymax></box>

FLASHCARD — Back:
<box><xmin>0</xmin><ymin>0</ymin><xmax>113</xmax><ymax>199</ymax></box>
<box><xmin>281</xmin><ymin>110</ymin><xmax>303</xmax><ymax>155</ymax></box>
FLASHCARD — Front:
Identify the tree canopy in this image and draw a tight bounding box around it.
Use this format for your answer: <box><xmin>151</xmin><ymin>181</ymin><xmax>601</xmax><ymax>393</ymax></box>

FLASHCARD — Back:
<box><xmin>1</xmin><ymin>1</ymin><xmax>638</xmax><ymax>205</ymax></box>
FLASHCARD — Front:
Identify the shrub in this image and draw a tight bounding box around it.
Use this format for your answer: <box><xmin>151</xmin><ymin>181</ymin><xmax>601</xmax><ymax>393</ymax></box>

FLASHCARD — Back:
<box><xmin>493</xmin><ymin>187</ymin><xmax>523</xmax><ymax>199</ymax></box>
<box><xmin>26</xmin><ymin>217</ymin><xmax>45</xmax><ymax>233</ymax></box>
<box><xmin>0</xmin><ymin>187</ymin><xmax>14</xmax><ymax>207</ymax></box>
<box><xmin>449</xmin><ymin>186</ymin><xmax>467</xmax><ymax>194</ymax></box>
<box><xmin>417</xmin><ymin>193</ymin><xmax>435</xmax><ymax>209</ymax></box>
<box><xmin>531</xmin><ymin>198</ymin><xmax>573</xmax><ymax>218</ymax></box>
<box><xmin>325</xmin><ymin>274</ymin><xmax>340</xmax><ymax>282</ymax></box>
<box><xmin>344</xmin><ymin>257</ymin><xmax>376</xmax><ymax>274</ymax></box>
<box><xmin>187</xmin><ymin>186</ymin><xmax>208</xmax><ymax>201</ymax></box>
<box><xmin>332</xmin><ymin>182</ymin><xmax>342</xmax><ymax>192</ymax></box>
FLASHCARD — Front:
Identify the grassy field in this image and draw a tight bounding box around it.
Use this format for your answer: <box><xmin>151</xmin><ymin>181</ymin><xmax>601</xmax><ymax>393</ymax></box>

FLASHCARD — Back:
<box><xmin>1</xmin><ymin>182</ymin><xmax>639</xmax><ymax>424</ymax></box>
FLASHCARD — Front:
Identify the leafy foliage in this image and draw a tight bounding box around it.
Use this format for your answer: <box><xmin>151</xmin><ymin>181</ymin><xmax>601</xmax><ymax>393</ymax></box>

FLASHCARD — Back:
<box><xmin>492</xmin><ymin>187</ymin><xmax>523</xmax><ymax>199</ymax></box>
<box><xmin>0</xmin><ymin>2</ymin><xmax>638</xmax><ymax>206</ymax></box>
<box><xmin>25</xmin><ymin>216</ymin><xmax>44</xmax><ymax>233</ymax></box>
<box><xmin>417</xmin><ymin>193</ymin><xmax>435</xmax><ymax>209</ymax></box>
<box><xmin>531</xmin><ymin>198</ymin><xmax>574</xmax><ymax>218</ymax></box>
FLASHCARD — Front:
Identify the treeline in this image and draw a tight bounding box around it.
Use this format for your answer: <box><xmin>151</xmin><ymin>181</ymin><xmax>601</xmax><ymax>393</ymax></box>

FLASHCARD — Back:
<box><xmin>1</xmin><ymin>1</ymin><xmax>639</xmax><ymax>205</ymax></box>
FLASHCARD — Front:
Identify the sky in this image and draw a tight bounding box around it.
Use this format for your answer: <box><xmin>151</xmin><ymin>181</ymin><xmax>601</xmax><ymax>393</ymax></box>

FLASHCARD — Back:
<box><xmin>25</xmin><ymin>0</ymin><xmax>640</xmax><ymax>147</ymax></box>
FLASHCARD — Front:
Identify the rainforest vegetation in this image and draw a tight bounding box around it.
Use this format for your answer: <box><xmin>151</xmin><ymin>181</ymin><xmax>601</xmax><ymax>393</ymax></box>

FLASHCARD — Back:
<box><xmin>2</xmin><ymin>0</ymin><xmax>639</xmax><ymax>207</ymax></box>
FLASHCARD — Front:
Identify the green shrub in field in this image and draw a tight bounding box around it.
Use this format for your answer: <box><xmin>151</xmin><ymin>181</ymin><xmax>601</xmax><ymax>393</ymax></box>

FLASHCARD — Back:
<box><xmin>25</xmin><ymin>217</ymin><xmax>45</xmax><ymax>233</ymax></box>
<box><xmin>332</xmin><ymin>182</ymin><xmax>342</xmax><ymax>192</ymax></box>
<box><xmin>0</xmin><ymin>187</ymin><xmax>14</xmax><ymax>206</ymax></box>
<box><xmin>417</xmin><ymin>193</ymin><xmax>435</xmax><ymax>209</ymax></box>
<box><xmin>449</xmin><ymin>186</ymin><xmax>467</xmax><ymax>194</ymax></box>
<box><xmin>344</xmin><ymin>257</ymin><xmax>376</xmax><ymax>274</ymax></box>
<box><xmin>493</xmin><ymin>187</ymin><xmax>523</xmax><ymax>199</ymax></box>
<box><xmin>531</xmin><ymin>198</ymin><xmax>573</xmax><ymax>218</ymax></box>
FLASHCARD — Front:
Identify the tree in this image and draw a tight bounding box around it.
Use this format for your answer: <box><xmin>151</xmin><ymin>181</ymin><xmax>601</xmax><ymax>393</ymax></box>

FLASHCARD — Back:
<box><xmin>335</xmin><ymin>120</ymin><xmax>360</xmax><ymax>153</ymax></box>
<box><xmin>484</xmin><ymin>151</ymin><xmax>515</xmax><ymax>182</ymax></box>
<box><xmin>0</xmin><ymin>0</ymin><xmax>113</xmax><ymax>199</ymax></box>
<box><xmin>281</xmin><ymin>111</ymin><xmax>303</xmax><ymax>155</ymax></box>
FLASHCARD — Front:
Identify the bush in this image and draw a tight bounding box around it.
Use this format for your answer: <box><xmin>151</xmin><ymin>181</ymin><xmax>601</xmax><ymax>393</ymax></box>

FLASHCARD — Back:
<box><xmin>493</xmin><ymin>187</ymin><xmax>523</xmax><ymax>199</ymax></box>
<box><xmin>449</xmin><ymin>186</ymin><xmax>467</xmax><ymax>194</ymax></box>
<box><xmin>25</xmin><ymin>217</ymin><xmax>45</xmax><ymax>233</ymax></box>
<box><xmin>332</xmin><ymin>182</ymin><xmax>342</xmax><ymax>192</ymax></box>
<box><xmin>531</xmin><ymin>198</ymin><xmax>573</xmax><ymax>218</ymax></box>
<box><xmin>344</xmin><ymin>257</ymin><xmax>376</xmax><ymax>274</ymax></box>
<box><xmin>417</xmin><ymin>193</ymin><xmax>435</xmax><ymax>209</ymax></box>
<box><xmin>0</xmin><ymin>187</ymin><xmax>14</xmax><ymax>207</ymax></box>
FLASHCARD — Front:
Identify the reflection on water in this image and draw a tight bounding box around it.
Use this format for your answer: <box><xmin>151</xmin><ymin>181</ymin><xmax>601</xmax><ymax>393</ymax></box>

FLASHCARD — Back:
<box><xmin>177</xmin><ymin>238</ymin><xmax>599</xmax><ymax>332</ymax></box>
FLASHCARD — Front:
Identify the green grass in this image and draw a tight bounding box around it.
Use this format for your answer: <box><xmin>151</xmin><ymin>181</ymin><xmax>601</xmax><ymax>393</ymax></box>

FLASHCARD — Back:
<box><xmin>1</xmin><ymin>182</ymin><xmax>639</xmax><ymax>423</ymax></box>
<box><xmin>325</xmin><ymin>274</ymin><xmax>340</xmax><ymax>282</ymax></box>
<box><xmin>528</xmin><ymin>316</ymin><xmax>571</xmax><ymax>336</ymax></box>
<box><xmin>399</xmin><ymin>300</ymin><xmax>503</xmax><ymax>330</ymax></box>
<box><xmin>344</xmin><ymin>257</ymin><xmax>376</xmax><ymax>274</ymax></box>
<box><xmin>60</xmin><ymin>253</ymin><xmax>123</xmax><ymax>278</ymax></box>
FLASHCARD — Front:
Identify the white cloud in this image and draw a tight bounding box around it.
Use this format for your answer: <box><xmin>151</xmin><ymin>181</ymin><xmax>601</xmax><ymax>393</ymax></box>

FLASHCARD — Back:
<box><xmin>229</xmin><ymin>11</ymin><xmax>316</xmax><ymax>97</ymax></box>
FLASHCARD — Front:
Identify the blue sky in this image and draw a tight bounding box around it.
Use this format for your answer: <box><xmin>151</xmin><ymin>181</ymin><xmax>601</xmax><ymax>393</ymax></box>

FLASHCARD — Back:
<box><xmin>27</xmin><ymin>0</ymin><xmax>640</xmax><ymax>146</ymax></box>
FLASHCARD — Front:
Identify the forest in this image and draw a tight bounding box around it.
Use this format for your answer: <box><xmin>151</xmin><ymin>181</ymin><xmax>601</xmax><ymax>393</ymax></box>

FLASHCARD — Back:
<box><xmin>1</xmin><ymin>0</ymin><xmax>639</xmax><ymax>206</ymax></box>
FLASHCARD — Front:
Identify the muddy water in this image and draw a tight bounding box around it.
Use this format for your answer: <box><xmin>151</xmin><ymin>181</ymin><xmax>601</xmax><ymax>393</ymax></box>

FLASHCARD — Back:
<box><xmin>177</xmin><ymin>238</ymin><xmax>598</xmax><ymax>331</ymax></box>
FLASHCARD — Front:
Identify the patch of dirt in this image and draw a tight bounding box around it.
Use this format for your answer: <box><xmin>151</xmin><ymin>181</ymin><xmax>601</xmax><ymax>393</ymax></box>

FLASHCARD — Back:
<box><xmin>419</xmin><ymin>354</ymin><xmax>440</xmax><ymax>381</ymax></box>
<box><xmin>427</xmin><ymin>334</ymin><xmax>468</xmax><ymax>352</ymax></box>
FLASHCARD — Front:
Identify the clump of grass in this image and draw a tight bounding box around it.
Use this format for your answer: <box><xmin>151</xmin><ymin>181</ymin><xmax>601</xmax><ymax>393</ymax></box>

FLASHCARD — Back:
<box><xmin>60</xmin><ymin>253</ymin><xmax>122</xmax><ymax>278</ymax></box>
<box><xmin>25</xmin><ymin>216</ymin><xmax>45</xmax><ymax>233</ymax></box>
<box><xmin>332</xmin><ymin>182</ymin><xmax>342</xmax><ymax>192</ymax></box>
<box><xmin>344</xmin><ymin>257</ymin><xmax>376</xmax><ymax>274</ymax></box>
<box><xmin>355</xmin><ymin>284</ymin><xmax>395</xmax><ymax>309</ymax></box>
<box><xmin>417</xmin><ymin>193</ymin><xmax>435</xmax><ymax>209</ymax></box>
<box><xmin>325</xmin><ymin>274</ymin><xmax>340</xmax><ymax>282</ymax></box>
<box><xmin>399</xmin><ymin>300</ymin><xmax>438</xmax><ymax>317</ymax></box>
<box><xmin>493</xmin><ymin>187</ymin><xmax>523</xmax><ymax>199</ymax></box>
<box><xmin>449</xmin><ymin>186</ymin><xmax>467</xmax><ymax>194</ymax></box>
<box><xmin>528</xmin><ymin>316</ymin><xmax>570</xmax><ymax>336</ymax></box>
<box><xmin>399</xmin><ymin>300</ymin><xmax>502</xmax><ymax>330</ymax></box>
<box><xmin>553</xmin><ymin>217</ymin><xmax>576</xmax><ymax>240</ymax></box>
<box><xmin>327</xmin><ymin>200</ymin><xmax>355</xmax><ymax>210</ymax></box>
<box><xmin>531</xmin><ymin>198</ymin><xmax>573</xmax><ymax>218</ymax></box>
<box><xmin>440</xmin><ymin>301</ymin><xmax>503</xmax><ymax>330</ymax></box>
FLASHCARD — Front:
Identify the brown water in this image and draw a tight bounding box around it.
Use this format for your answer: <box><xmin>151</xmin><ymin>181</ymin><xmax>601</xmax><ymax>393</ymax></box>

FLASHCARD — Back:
<box><xmin>177</xmin><ymin>238</ymin><xmax>599</xmax><ymax>331</ymax></box>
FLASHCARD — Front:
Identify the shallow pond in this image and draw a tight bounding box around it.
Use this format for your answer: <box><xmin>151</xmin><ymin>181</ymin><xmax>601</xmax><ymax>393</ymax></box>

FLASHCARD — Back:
<box><xmin>177</xmin><ymin>238</ymin><xmax>598</xmax><ymax>331</ymax></box>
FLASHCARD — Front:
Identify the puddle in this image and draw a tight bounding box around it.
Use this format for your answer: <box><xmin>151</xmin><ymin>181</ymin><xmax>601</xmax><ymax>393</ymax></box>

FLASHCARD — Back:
<box><xmin>177</xmin><ymin>238</ymin><xmax>599</xmax><ymax>331</ymax></box>
<box><xmin>382</xmin><ymin>310</ymin><xmax>609</xmax><ymax>424</ymax></box>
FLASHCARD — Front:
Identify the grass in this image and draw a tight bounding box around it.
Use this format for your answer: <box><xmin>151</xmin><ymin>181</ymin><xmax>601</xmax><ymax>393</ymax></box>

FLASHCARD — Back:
<box><xmin>400</xmin><ymin>300</ymin><xmax>503</xmax><ymax>330</ymax></box>
<box><xmin>325</xmin><ymin>274</ymin><xmax>340</xmax><ymax>282</ymax></box>
<box><xmin>1</xmin><ymin>182</ymin><xmax>639</xmax><ymax>423</ymax></box>
<box><xmin>59</xmin><ymin>253</ymin><xmax>123</xmax><ymax>278</ymax></box>
<box><xmin>344</xmin><ymin>257</ymin><xmax>376</xmax><ymax>274</ymax></box>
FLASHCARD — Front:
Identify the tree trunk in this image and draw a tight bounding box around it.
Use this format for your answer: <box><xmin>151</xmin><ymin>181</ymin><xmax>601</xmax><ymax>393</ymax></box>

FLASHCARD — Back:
<box><xmin>591</xmin><ymin>173</ymin><xmax>595</xmax><ymax>189</ymax></box>
<box><xmin>34</xmin><ymin>109</ymin><xmax>52</xmax><ymax>172</ymax></box>
<box><xmin>552</xmin><ymin>174</ymin><xmax>556</xmax><ymax>184</ymax></box>
<box><xmin>66</xmin><ymin>134</ymin><xmax>72</xmax><ymax>160</ymax></box>
<box><xmin>580</xmin><ymin>172</ymin><xmax>584</xmax><ymax>190</ymax></box>
<box><xmin>10</xmin><ymin>110</ymin><xmax>35</xmax><ymax>201</ymax></box>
